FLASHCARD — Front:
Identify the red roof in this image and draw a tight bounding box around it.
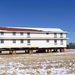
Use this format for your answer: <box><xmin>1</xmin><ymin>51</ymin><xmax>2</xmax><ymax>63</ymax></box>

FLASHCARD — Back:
<box><xmin>0</xmin><ymin>27</ymin><xmax>42</xmax><ymax>32</ymax></box>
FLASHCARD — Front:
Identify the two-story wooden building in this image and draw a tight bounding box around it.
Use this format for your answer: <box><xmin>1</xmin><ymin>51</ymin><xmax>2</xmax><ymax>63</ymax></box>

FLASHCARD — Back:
<box><xmin>0</xmin><ymin>27</ymin><xmax>68</xmax><ymax>54</ymax></box>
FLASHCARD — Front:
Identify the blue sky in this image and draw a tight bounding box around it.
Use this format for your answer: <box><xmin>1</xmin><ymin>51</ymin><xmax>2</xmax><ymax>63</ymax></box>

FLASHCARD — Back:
<box><xmin>0</xmin><ymin>0</ymin><xmax>75</xmax><ymax>43</ymax></box>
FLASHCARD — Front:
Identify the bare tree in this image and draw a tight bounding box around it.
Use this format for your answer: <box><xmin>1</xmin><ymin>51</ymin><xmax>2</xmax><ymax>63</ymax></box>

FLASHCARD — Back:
<box><xmin>67</xmin><ymin>42</ymin><xmax>75</xmax><ymax>49</ymax></box>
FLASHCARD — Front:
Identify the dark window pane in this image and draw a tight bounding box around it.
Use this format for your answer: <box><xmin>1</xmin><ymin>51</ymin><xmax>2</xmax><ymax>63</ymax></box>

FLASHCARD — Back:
<box><xmin>13</xmin><ymin>32</ymin><xmax>16</xmax><ymax>36</ymax></box>
<box><xmin>27</xmin><ymin>40</ymin><xmax>30</xmax><ymax>45</ymax></box>
<box><xmin>54</xmin><ymin>33</ymin><xmax>57</xmax><ymax>38</ymax></box>
<box><xmin>54</xmin><ymin>40</ymin><xmax>57</xmax><ymax>45</ymax></box>
<box><xmin>60</xmin><ymin>33</ymin><xmax>63</xmax><ymax>38</ymax></box>
<box><xmin>27</xmin><ymin>32</ymin><xmax>30</xmax><ymax>37</ymax></box>
<box><xmin>61</xmin><ymin>40</ymin><xmax>63</xmax><ymax>45</ymax></box>
<box><xmin>20</xmin><ymin>32</ymin><xmax>23</xmax><ymax>36</ymax></box>
<box><xmin>0</xmin><ymin>40</ymin><xmax>4</xmax><ymax>43</ymax></box>
<box><xmin>46</xmin><ymin>39</ymin><xmax>49</xmax><ymax>43</ymax></box>
<box><xmin>46</xmin><ymin>33</ymin><xmax>49</xmax><ymax>35</ymax></box>
<box><xmin>0</xmin><ymin>32</ymin><xmax>4</xmax><ymax>35</ymax></box>
<box><xmin>21</xmin><ymin>40</ymin><xmax>24</xmax><ymax>43</ymax></box>
<box><xmin>13</xmin><ymin>39</ymin><xmax>16</xmax><ymax>43</ymax></box>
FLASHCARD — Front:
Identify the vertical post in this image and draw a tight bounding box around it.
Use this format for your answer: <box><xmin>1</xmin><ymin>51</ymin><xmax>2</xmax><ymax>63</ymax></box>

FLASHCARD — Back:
<box><xmin>29</xmin><ymin>50</ymin><xmax>33</xmax><ymax>54</ymax></box>
<box><xmin>47</xmin><ymin>49</ymin><xmax>52</xmax><ymax>53</ymax></box>
<box><xmin>57</xmin><ymin>49</ymin><xmax>60</xmax><ymax>52</ymax></box>
<box><xmin>47</xmin><ymin>49</ymin><xmax>49</xmax><ymax>53</ymax></box>
<box><xmin>12</xmin><ymin>50</ymin><xmax>16</xmax><ymax>54</ymax></box>
<box><xmin>63</xmin><ymin>48</ymin><xmax>66</xmax><ymax>52</ymax></box>
<box><xmin>60</xmin><ymin>49</ymin><xmax>62</xmax><ymax>52</ymax></box>
<box><xmin>50</xmin><ymin>49</ymin><xmax>52</xmax><ymax>53</ymax></box>
<box><xmin>46</xmin><ymin>49</ymin><xmax>47</xmax><ymax>53</ymax></box>
<box><xmin>25</xmin><ymin>50</ymin><xmax>26</xmax><ymax>53</ymax></box>
<box><xmin>25</xmin><ymin>50</ymin><xmax>29</xmax><ymax>53</ymax></box>
<box><xmin>49</xmin><ymin>49</ymin><xmax>51</xmax><ymax>53</ymax></box>
<box><xmin>32</xmin><ymin>50</ymin><xmax>33</xmax><ymax>54</ymax></box>
<box><xmin>60</xmin><ymin>48</ymin><xmax>64</xmax><ymax>52</ymax></box>
<box><xmin>9</xmin><ymin>50</ymin><xmax>12</xmax><ymax>54</ymax></box>
<box><xmin>0</xmin><ymin>51</ymin><xmax>2</xmax><ymax>54</ymax></box>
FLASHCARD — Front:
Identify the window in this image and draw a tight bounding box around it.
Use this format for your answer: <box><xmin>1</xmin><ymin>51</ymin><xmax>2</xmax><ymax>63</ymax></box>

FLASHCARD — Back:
<box><xmin>27</xmin><ymin>32</ymin><xmax>30</xmax><ymax>38</ymax></box>
<box><xmin>27</xmin><ymin>40</ymin><xmax>30</xmax><ymax>45</ymax></box>
<box><xmin>46</xmin><ymin>39</ymin><xmax>49</xmax><ymax>43</ymax></box>
<box><xmin>54</xmin><ymin>40</ymin><xmax>57</xmax><ymax>45</ymax></box>
<box><xmin>21</xmin><ymin>39</ymin><xmax>24</xmax><ymax>43</ymax></box>
<box><xmin>54</xmin><ymin>33</ymin><xmax>57</xmax><ymax>38</ymax></box>
<box><xmin>61</xmin><ymin>40</ymin><xmax>63</xmax><ymax>45</ymax></box>
<box><xmin>60</xmin><ymin>33</ymin><xmax>63</xmax><ymax>38</ymax></box>
<box><xmin>46</xmin><ymin>33</ymin><xmax>49</xmax><ymax>35</ymax></box>
<box><xmin>0</xmin><ymin>32</ymin><xmax>4</xmax><ymax>35</ymax></box>
<box><xmin>13</xmin><ymin>39</ymin><xmax>16</xmax><ymax>43</ymax></box>
<box><xmin>0</xmin><ymin>40</ymin><xmax>4</xmax><ymax>43</ymax></box>
<box><xmin>13</xmin><ymin>32</ymin><xmax>16</xmax><ymax>36</ymax></box>
<box><xmin>20</xmin><ymin>32</ymin><xmax>23</xmax><ymax>36</ymax></box>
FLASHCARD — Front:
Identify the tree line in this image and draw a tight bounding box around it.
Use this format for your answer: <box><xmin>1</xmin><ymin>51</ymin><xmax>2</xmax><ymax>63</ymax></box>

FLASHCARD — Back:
<box><xmin>67</xmin><ymin>42</ymin><xmax>75</xmax><ymax>49</ymax></box>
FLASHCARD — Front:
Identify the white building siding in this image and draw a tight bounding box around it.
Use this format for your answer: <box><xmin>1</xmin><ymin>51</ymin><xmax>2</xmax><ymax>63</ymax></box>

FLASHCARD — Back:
<box><xmin>0</xmin><ymin>32</ymin><xmax>27</xmax><ymax>37</ymax></box>
<box><xmin>0</xmin><ymin>40</ymin><xmax>66</xmax><ymax>48</ymax></box>
<box><xmin>54</xmin><ymin>33</ymin><xmax>66</xmax><ymax>38</ymax></box>
<box><xmin>0</xmin><ymin>40</ymin><xmax>27</xmax><ymax>48</ymax></box>
<box><xmin>30</xmin><ymin>34</ymin><xmax>54</xmax><ymax>38</ymax></box>
<box><xmin>0</xmin><ymin>32</ymin><xmax>66</xmax><ymax>38</ymax></box>
<box><xmin>30</xmin><ymin>40</ymin><xmax>66</xmax><ymax>48</ymax></box>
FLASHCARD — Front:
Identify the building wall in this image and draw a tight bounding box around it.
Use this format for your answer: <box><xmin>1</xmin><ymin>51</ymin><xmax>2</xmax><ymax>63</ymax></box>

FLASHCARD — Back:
<box><xmin>30</xmin><ymin>40</ymin><xmax>66</xmax><ymax>48</ymax></box>
<box><xmin>0</xmin><ymin>32</ymin><xmax>67</xmax><ymax>48</ymax></box>
<box><xmin>0</xmin><ymin>39</ymin><xmax>66</xmax><ymax>48</ymax></box>
<box><xmin>31</xmin><ymin>33</ymin><xmax>66</xmax><ymax>38</ymax></box>
<box><xmin>0</xmin><ymin>32</ymin><xmax>66</xmax><ymax>38</ymax></box>
<box><xmin>0</xmin><ymin>32</ymin><xmax>27</xmax><ymax>37</ymax></box>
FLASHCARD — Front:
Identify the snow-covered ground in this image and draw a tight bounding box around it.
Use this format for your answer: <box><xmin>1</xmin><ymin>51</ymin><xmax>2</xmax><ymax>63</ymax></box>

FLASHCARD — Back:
<box><xmin>0</xmin><ymin>49</ymin><xmax>75</xmax><ymax>75</ymax></box>
<box><xmin>0</xmin><ymin>60</ymin><xmax>75</xmax><ymax>75</ymax></box>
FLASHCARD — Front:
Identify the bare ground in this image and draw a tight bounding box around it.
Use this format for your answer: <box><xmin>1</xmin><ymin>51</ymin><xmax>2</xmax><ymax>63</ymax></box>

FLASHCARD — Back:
<box><xmin>0</xmin><ymin>49</ymin><xmax>75</xmax><ymax>75</ymax></box>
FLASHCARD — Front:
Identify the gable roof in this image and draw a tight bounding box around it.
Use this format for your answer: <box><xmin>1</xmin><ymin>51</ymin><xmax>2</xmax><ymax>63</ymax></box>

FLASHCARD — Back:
<box><xmin>0</xmin><ymin>27</ymin><xmax>42</xmax><ymax>32</ymax></box>
<box><xmin>26</xmin><ymin>27</ymin><xmax>64</xmax><ymax>32</ymax></box>
<box><xmin>0</xmin><ymin>27</ymin><xmax>68</xmax><ymax>33</ymax></box>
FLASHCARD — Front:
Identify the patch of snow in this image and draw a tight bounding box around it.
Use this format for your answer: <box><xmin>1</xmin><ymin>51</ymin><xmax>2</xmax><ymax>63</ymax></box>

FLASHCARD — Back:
<box><xmin>0</xmin><ymin>70</ymin><xmax>5</xmax><ymax>74</ymax></box>
<box><xmin>50</xmin><ymin>67</ymin><xmax>68</xmax><ymax>74</ymax></box>
<box><xmin>0</xmin><ymin>64</ymin><xmax>5</xmax><ymax>68</ymax></box>
<box><xmin>8</xmin><ymin>62</ymin><xmax>25</xmax><ymax>67</ymax></box>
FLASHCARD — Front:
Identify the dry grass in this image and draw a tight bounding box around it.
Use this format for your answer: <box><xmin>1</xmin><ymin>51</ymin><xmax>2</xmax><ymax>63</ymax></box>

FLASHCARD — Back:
<box><xmin>0</xmin><ymin>49</ymin><xmax>75</xmax><ymax>75</ymax></box>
